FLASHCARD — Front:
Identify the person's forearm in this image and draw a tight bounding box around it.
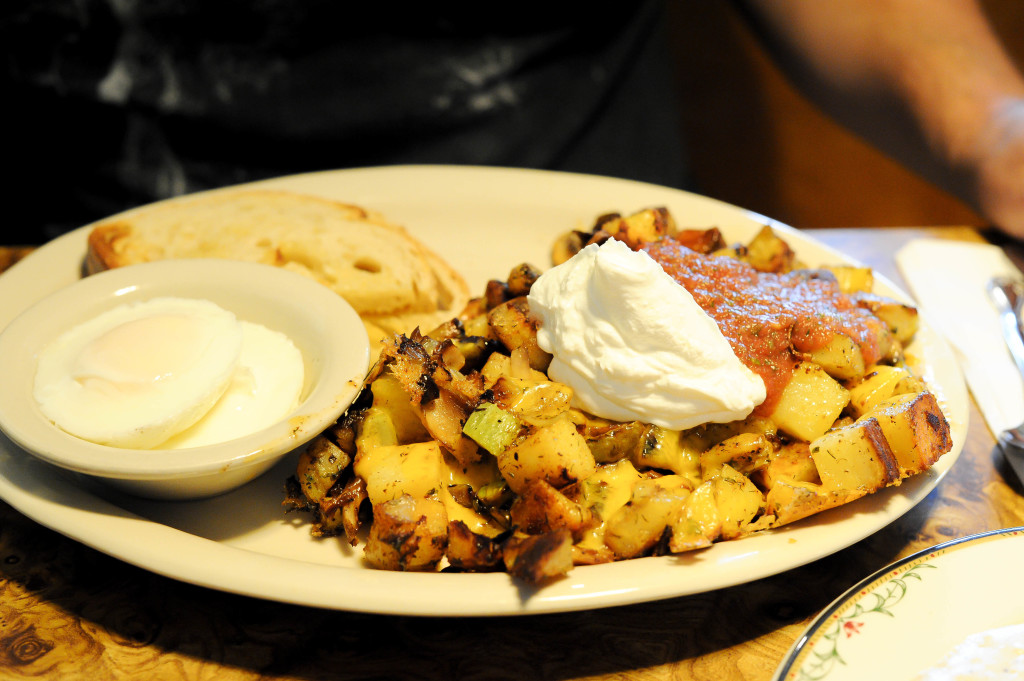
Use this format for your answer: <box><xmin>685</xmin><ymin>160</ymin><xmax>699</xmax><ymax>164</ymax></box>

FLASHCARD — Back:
<box><xmin>737</xmin><ymin>0</ymin><xmax>1024</xmax><ymax>209</ymax></box>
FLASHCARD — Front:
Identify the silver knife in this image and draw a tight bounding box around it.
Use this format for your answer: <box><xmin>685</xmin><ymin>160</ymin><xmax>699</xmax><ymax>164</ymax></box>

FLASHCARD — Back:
<box><xmin>986</xmin><ymin>276</ymin><xmax>1024</xmax><ymax>478</ymax></box>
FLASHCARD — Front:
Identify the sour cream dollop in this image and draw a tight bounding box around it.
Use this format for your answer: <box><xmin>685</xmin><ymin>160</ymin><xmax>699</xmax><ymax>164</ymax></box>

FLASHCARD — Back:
<box><xmin>527</xmin><ymin>239</ymin><xmax>766</xmax><ymax>430</ymax></box>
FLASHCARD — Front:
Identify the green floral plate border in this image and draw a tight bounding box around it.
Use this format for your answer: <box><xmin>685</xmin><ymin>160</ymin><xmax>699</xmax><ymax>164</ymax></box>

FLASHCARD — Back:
<box><xmin>773</xmin><ymin>526</ymin><xmax>1024</xmax><ymax>681</ymax></box>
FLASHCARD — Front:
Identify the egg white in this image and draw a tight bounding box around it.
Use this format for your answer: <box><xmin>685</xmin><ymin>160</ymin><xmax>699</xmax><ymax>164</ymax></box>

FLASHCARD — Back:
<box><xmin>34</xmin><ymin>297</ymin><xmax>244</xmax><ymax>449</ymax></box>
<box><xmin>157</xmin><ymin>320</ymin><xmax>304</xmax><ymax>449</ymax></box>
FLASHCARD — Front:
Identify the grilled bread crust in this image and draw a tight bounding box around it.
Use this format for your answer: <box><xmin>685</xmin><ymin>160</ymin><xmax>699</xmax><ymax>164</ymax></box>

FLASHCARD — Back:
<box><xmin>85</xmin><ymin>189</ymin><xmax>470</xmax><ymax>337</ymax></box>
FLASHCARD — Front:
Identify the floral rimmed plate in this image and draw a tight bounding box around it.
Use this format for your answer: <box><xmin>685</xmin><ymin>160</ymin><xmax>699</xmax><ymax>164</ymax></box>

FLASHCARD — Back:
<box><xmin>773</xmin><ymin>527</ymin><xmax>1024</xmax><ymax>681</ymax></box>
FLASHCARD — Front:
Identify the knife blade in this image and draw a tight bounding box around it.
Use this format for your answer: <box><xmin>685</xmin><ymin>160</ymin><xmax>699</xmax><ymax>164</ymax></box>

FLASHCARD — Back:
<box><xmin>987</xmin><ymin>277</ymin><xmax>1024</xmax><ymax>377</ymax></box>
<box><xmin>986</xmin><ymin>276</ymin><xmax>1024</xmax><ymax>481</ymax></box>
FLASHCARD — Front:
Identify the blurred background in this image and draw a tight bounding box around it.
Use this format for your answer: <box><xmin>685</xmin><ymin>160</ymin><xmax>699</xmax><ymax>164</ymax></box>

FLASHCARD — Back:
<box><xmin>667</xmin><ymin>0</ymin><xmax>1024</xmax><ymax>230</ymax></box>
<box><xmin>6</xmin><ymin>1</ymin><xmax>1024</xmax><ymax>242</ymax></box>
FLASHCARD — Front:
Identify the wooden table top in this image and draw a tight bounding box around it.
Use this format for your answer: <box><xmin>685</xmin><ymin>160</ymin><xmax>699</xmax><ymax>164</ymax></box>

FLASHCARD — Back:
<box><xmin>0</xmin><ymin>227</ymin><xmax>1020</xmax><ymax>681</ymax></box>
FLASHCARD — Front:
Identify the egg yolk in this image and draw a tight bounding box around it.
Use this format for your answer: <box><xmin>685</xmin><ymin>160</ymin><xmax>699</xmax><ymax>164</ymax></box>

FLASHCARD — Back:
<box><xmin>73</xmin><ymin>314</ymin><xmax>218</xmax><ymax>390</ymax></box>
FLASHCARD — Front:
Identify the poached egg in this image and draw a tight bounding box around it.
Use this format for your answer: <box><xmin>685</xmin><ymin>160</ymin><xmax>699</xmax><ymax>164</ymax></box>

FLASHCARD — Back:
<box><xmin>33</xmin><ymin>296</ymin><xmax>303</xmax><ymax>449</ymax></box>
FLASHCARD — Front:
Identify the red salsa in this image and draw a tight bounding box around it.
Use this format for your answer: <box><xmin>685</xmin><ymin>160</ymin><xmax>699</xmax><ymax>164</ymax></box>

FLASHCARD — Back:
<box><xmin>643</xmin><ymin>239</ymin><xmax>885</xmax><ymax>415</ymax></box>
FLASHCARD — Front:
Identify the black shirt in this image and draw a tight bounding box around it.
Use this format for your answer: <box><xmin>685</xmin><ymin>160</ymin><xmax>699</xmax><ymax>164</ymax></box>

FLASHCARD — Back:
<box><xmin>4</xmin><ymin>1</ymin><xmax>688</xmax><ymax>243</ymax></box>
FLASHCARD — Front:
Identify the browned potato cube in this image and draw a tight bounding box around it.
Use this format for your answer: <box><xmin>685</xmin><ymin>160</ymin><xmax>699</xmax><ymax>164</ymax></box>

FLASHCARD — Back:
<box><xmin>600</xmin><ymin>207</ymin><xmax>678</xmax><ymax>246</ymax></box>
<box><xmin>503</xmin><ymin>530</ymin><xmax>575</xmax><ymax>584</ymax></box>
<box><xmin>296</xmin><ymin>436</ymin><xmax>352</xmax><ymax>505</ymax></box>
<box><xmin>577</xmin><ymin>459</ymin><xmax>645</xmax><ymax>523</ymax></box>
<box><xmin>864</xmin><ymin>391</ymin><xmax>952</xmax><ymax>476</ymax></box>
<box><xmin>809</xmin><ymin>418</ymin><xmax>899</xmax><ymax>494</ymax></box>
<box><xmin>487</xmin><ymin>297</ymin><xmax>551</xmax><ymax>372</ymax></box>
<box><xmin>364</xmin><ymin>495</ymin><xmax>448</xmax><ymax>571</ymax></box>
<box><xmin>672</xmin><ymin>480</ymin><xmax>721</xmax><ymax>548</ymax></box>
<box><xmin>743</xmin><ymin>225</ymin><xmax>797</xmax><ymax>273</ymax></box>
<box><xmin>446</xmin><ymin>520</ymin><xmax>503</xmax><ymax>571</ymax></box>
<box><xmin>510</xmin><ymin>479</ymin><xmax>593</xmax><ymax>534</ymax></box>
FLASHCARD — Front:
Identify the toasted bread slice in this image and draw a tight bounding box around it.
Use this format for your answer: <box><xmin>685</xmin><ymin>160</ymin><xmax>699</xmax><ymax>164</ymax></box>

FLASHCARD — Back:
<box><xmin>85</xmin><ymin>189</ymin><xmax>470</xmax><ymax>327</ymax></box>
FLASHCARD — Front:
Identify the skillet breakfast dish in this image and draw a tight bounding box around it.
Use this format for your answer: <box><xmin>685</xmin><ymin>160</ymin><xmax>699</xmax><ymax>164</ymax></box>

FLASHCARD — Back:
<box><xmin>285</xmin><ymin>207</ymin><xmax>953</xmax><ymax>584</ymax></box>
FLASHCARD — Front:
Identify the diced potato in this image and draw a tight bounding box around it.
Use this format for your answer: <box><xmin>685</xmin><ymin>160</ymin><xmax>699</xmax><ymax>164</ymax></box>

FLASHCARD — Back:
<box><xmin>370</xmin><ymin>373</ymin><xmax>430</xmax><ymax>443</ymax></box>
<box><xmin>479</xmin><ymin>350</ymin><xmax>511</xmax><ymax>388</ymax></box>
<box><xmin>854</xmin><ymin>292</ymin><xmax>920</xmax><ymax>344</ymax></box>
<box><xmin>764</xmin><ymin>478</ymin><xmax>846</xmax><ymax>526</ymax></box>
<box><xmin>668</xmin><ymin>463</ymin><xmax>762</xmax><ymax>548</ymax></box>
<box><xmin>574</xmin><ymin>459</ymin><xmax>645</xmax><ymax>553</ymax></box>
<box><xmin>603</xmin><ymin>478</ymin><xmax>690</xmax><ymax>559</ymax></box>
<box><xmin>699</xmin><ymin>432</ymin><xmax>770</xmax><ymax>480</ymax></box>
<box><xmin>505</xmin><ymin>263</ymin><xmax>541</xmax><ymax>297</ymax></box>
<box><xmin>551</xmin><ymin>230</ymin><xmax>586</xmax><ymax>266</ymax></box>
<box><xmin>864</xmin><ymin>391</ymin><xmax>952</xmax><ymax>476</ymax></box>
<box><xmin>497</xmin><ymin>417</ymin><xmax>597</xmax><ymax>494</ymax></box>
<box><xmin>756</xmin><ymin>441</ymin><xmax>819</xmax><ymax>490</ymax></box>
<box><xmin>599</xmin><ymin>207</ymin><xmax>678</xmax><ymax>246</ymax></box>
<box><xmin>459</xmin><ymin>309</ymin><xmax>492</xmax><ymax>338</ymax></box>
<box><xmin>492</xmin><ymin>376</ymin><xmax>573</xmax><ymax>426</ymax></box>
<box><xmin>800</xmin><ymin>333</ymin><xmax>866</xmax><ymax>381</ymax></box>
<box><xmin>363</xmin><ymin>495</ymin><xmax>448</xmax><ymax>571</ymax></box>
<box><xmin>503</xmin><ymin>530</ymin><xmax>574</xmax><ymax>583</ymax></box>
<box><xmin>631</xmin><ymin>425</ymin><xmax>702</xmax><ymax>484</ymax></box>
<box><xmin>672</xmin><ymin>480</ymin><xmax>722</xmax><ymax>549</ymax></box>
<box><xmin>354</xmin><ymin>440</ymin><xmax>445</xmax><ymax>506</ymax></box>
<box><xmin>809</xmin><ymin>418</ymin><xmax>900</xmax><ymax>494</ymax></box>
<box><xmin>296</xmin><ymin>436</ymin><xmax>351</xmax><ymax>504</ymax></box>
<box><xmin>873</xmin><ymin>325</ymin><xmax>899</xmax><ymax>363</ymax></box>
<box><xmin>846</xmin><ymin>364</ymin><xmax>913</xmax><ymax>417</ymax></box>
<box><xmin>894</xmin><ymin>373</ymin><xmax>927</xmax><ymax>395</ymax></box>
<box><xmin>743</xmin><ymin>225</ymin><xmax>796</xmax><ymax>273</ymax></box>
<box><xmin>577</xmin><ymin>459</ymin><xmax>645</xmax><ymax>521</ymax></box>
<box><xmin>712</xmin><ymin>464</ymin><xmax>765</xmax><ymax>539</ymax></box>
<box><xmin>671</xmin><ymin>227</ymin><xmax>727</xmax><ymax>254</ymax></box>
<box><xmin>510</xmin><ymin>479</ymin><xmax>594</xmax><ymax>534</ymax></box>
<box><xmin>487</xmin><ymin>297</ymin><xmax>551</xmax><ymax>372</ymax></box>
<box><xmin>822</xmin><ymin>265</ymin><xmax>874</xmax><ymax>293</ymax></box>
<box><xmin>583</xmin><ymin>420</ymin><xmax>646</xmax><ymax>464</ymax></box>
<box><xmin>446</xmin><ymin>520</ymin><xmax>503</xmax><ymax>571</ymax></box>
<box><xmin>711</xmin><ymin>245</ymin><xmax>745</xmax><ymax>260</ymax></box>
<box><xmin>770</xmin><ymin>362</ymin><xmax>850</xmax><ymax>442</ymax></box>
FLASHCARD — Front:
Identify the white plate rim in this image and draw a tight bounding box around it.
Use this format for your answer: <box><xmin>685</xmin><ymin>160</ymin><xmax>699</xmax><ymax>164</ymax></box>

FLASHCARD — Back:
<box><xmin>0</xmin><ymin>165</ymin><xmax>969</xmax><ymax>616</ymax></box>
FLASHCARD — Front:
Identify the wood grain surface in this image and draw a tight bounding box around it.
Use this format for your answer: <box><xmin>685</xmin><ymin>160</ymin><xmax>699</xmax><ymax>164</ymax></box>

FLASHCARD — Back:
<box><xmin>0</xmin><ymin>227</ymin><xmax>1020</xmax><ymax>681</ymax></box>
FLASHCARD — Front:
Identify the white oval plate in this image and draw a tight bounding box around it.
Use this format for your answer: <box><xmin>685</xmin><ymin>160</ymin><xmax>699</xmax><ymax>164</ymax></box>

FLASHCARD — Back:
<box><xmin>0</xmin><ymin>165</ymin><xmax>968</xmax><ymax>616</ymax></box>
<box><xmin>773</xmin><ymin>527</ymin><xmax>1024</xmax><ymax>681</ymax></box>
